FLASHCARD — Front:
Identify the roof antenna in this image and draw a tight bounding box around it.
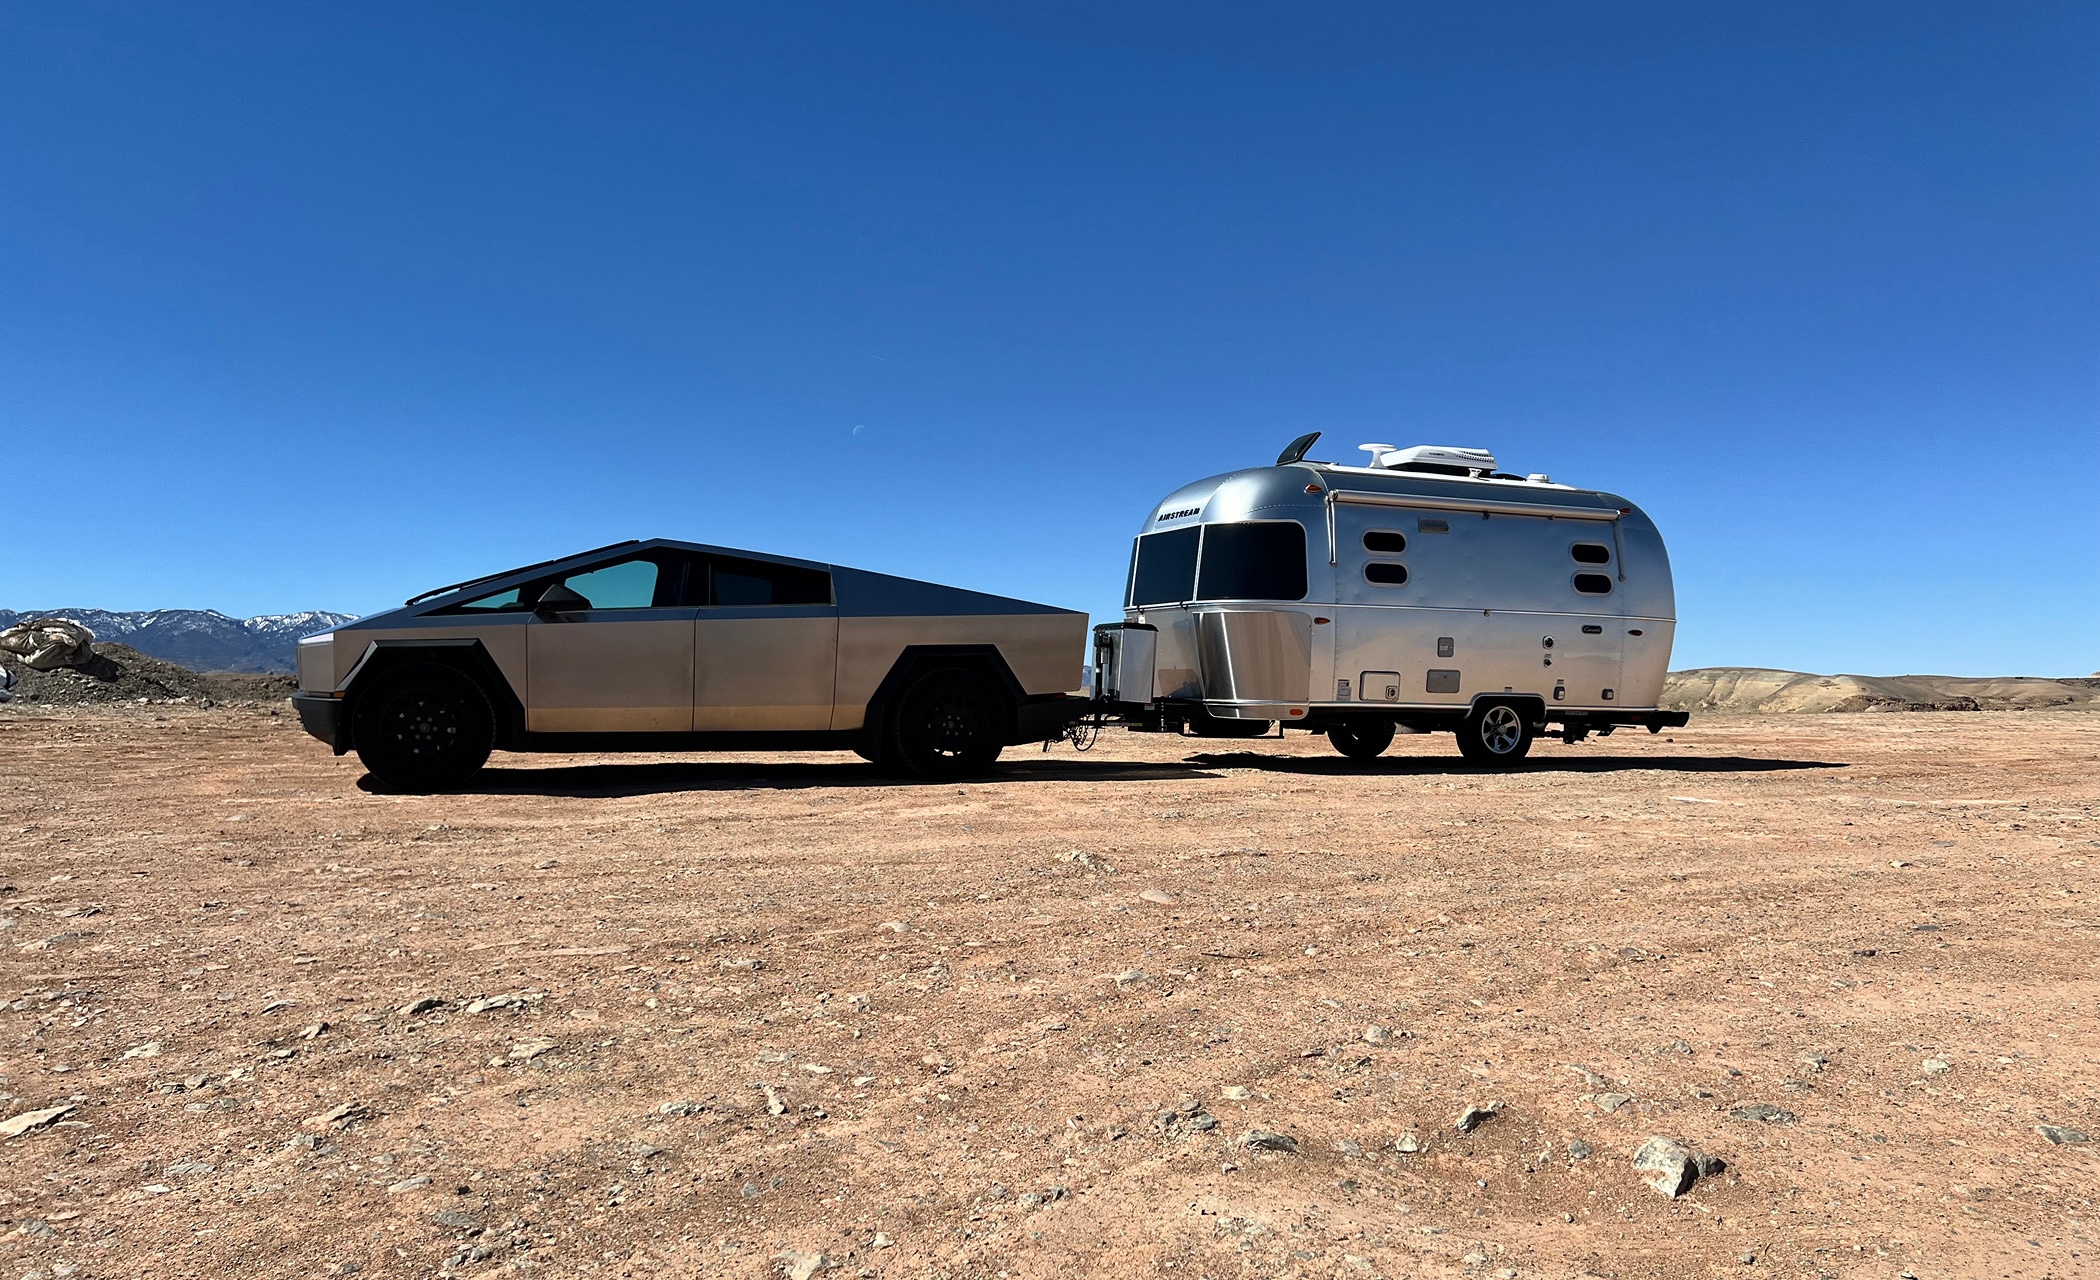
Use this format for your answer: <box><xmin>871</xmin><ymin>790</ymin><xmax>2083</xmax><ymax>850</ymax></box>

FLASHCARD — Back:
<box><xmin>1357</xmin><ymin>442</ymin><xmax>1395</xmax><ymax>468</ymax></box>
<box><xmin>1275</xmin><ymin>431</ymin><xmax>1321</xmax><ymax>466</ymax></box>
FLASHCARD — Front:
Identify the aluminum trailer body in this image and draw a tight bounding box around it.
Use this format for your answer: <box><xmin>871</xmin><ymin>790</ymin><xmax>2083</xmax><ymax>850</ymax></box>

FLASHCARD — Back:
<box><xmin>1093</xmin><ymin>438</ymin><xmax>1688</xmax><ymax>763</ymax></box>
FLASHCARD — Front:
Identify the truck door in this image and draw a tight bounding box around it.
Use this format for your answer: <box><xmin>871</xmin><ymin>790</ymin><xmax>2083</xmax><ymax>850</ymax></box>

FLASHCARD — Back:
<box><xmin>525</xmin><ymin>553</ymin><xmax>698</xmax><ymax>732</ymax></box>
<box><xmin>690</xmin><ymin>555</ymin><xmax>838</xmax><ymax>732</ymax></box>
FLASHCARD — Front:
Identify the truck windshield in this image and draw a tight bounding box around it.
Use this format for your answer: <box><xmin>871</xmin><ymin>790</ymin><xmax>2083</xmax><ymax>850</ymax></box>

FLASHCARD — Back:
<box><xmin>1128</xmin><ymin>527</ymin><xmax>1200</xmax><ymax>606</ymax></box>
<box><xmin>1196</xmin><ymin>521</ymin><xmax>1307</xmax><ymax>601</ymax></box>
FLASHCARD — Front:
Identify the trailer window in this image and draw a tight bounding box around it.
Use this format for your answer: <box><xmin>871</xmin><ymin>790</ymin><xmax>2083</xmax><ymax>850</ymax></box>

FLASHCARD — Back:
<box><xmin>1365</xmin><ymin>562</ymin><xmax>1409</xmax><ymax>586</ymax></box>
<box><xmin>1363</xmin><ymin>530</ymin><xmax>1407</xmax><ymax>554</ymax></box>
<box><xmin>1573</xmin><ymin>572</ymin><xmax>1613</xmax><ymax>595</ymax></box>
<box><xmin>1196</xmin><ymin>522</ymin><xmax>1307</xmax><ymax>601</ymax></box>
<box><xmin>1129</xmin><ymin>527</ymin><xmax>1201</xmax><ymax>606</ymax></box>
<box><xmin>1571</xmin><ymin>542</ymin><xmax>1611</xmax><ymax>565</ymax></box>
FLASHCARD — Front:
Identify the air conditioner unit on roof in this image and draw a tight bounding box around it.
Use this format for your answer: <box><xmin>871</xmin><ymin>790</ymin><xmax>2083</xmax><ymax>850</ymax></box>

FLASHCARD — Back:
<box><xmin>1368</xmin><ymin>445</ymin><xmax>1497</xmax><ymax>475</ymax></box>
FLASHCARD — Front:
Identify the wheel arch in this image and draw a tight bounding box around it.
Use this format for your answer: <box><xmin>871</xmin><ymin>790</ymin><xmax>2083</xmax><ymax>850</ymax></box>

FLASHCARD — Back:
<box><xmin>340</xmin><ymin>639</ymin><xmax>525</xmax><ymax>751</ymax></box>
<box><xmin>862</xmin><ymin>645</ymin><xmax>1026</xmax><ymax>750</ymax></box>
<box><xmin>1467</xmin><ymin>692</ymin><xmax>1548</xmax><ymax>726</ymax></box>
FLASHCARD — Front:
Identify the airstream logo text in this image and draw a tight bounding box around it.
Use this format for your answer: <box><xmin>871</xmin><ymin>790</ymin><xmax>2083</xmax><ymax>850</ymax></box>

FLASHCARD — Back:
<box><xmin>1156</xmin><ymin>507</ymin><xmax>1201</xmax><ymax>522</ymax></box>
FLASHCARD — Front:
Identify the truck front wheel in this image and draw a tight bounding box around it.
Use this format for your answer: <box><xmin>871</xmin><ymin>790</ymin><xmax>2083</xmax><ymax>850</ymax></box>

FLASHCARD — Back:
<box><xmin>351</xmin><ymin>664</ymin><xmax>495</xmax><ymax>791</ymax></box>
<box><xmin>890</xmin><ymin>669</ymin><xmax>1005</xmax><ymax>781</ymax></box>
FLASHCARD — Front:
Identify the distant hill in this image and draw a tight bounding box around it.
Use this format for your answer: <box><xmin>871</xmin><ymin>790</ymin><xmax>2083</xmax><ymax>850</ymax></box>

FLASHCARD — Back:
<box><xmin>1663</xmin><ymin>667</ymin><xmax>2100</xmax><ymax>714</ymax></box>
<box><xmin>0</xmin><ymin>608</ymin><xmax>356</xmax><ymax>674</ymax></box>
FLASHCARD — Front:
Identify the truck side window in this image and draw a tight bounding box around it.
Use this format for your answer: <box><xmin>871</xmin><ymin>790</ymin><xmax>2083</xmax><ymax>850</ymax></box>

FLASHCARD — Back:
<box><xmin>1129</xmin><ymin>527</ymin><xmax>1201</xmax><ymax>606</ymax></box>
<box><xmin>1365</xmin><ymin>562</ymin><xmax>1409</xmax><ymax>586</ymax></box>
<box><xmin>1571</xmin><ymin>542</ymin><xmax>1611</xmax><ymax>564</ymax></box>
<box><xmin>1363</xmin><ymin>530</ymin><xmax>1407</xmax><ymax>554</ymax></box>
<box><xmin>1196</xmin><ymin>521</ymin><xmax>1308</xmax><ymax>601</ymax></box>
<box><xmin>555</xmin><ymin>558</ymin><xmax>663</xmax><ymax>610</ymax></box>
<box><xmin>706</xmin><ymin>557</ymin><xmax>833</xmax><ymax>607</ymax></box>
<box><xmin>1573</xmin><ymin>572</ymin><xmax>1613</xmax><ymax>595</ymax></box>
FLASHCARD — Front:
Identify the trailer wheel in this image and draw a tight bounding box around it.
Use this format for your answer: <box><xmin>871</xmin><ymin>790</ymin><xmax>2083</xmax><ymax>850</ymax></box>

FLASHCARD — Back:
<box><xmin>1455</xmin><ymin>701</ymin><xmax>1533</xmax><ymax>766</ymax></box>
<box><xmin>890</xmin><ymin>669</ymin><xmax>1005</xmax><ymax>781</ymax></box>
<box><xmin>351</xmin><ymin>664</ymin><xmax>494</xmax><ymax>791</ymax></box>
<box><xmin>1328</xmin><ymin>721</ymin><xmax>1395</xmax><ymax>760</ymax></box>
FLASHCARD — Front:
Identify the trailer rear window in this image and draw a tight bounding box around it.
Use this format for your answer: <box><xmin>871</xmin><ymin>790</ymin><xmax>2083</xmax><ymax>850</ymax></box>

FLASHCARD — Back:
<box><xmin>1196</xmin><ymin>522</ymin><xmax>1307</xmax><ymax>601</ymax></box>
<box><xmin>1129</xmin><ymin>527</ymin><xmax>1201</xmax><ymax>606</ymax></box>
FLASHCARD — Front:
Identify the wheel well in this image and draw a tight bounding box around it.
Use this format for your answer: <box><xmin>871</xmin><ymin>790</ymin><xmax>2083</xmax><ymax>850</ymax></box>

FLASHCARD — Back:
<box><xmin>863</xmin><ymin>646</ymin><xmax>1025</xmax><ymax>749</ymax></box>
<box><xmin>1467</xmin><ymin>694</ymin><xmax>1547</xmax><ymax>726</ymax></box>
<box><xmin>342</xmin><ymin>641</ymin><xmax>524</xmax><ymax>750</ymax></box>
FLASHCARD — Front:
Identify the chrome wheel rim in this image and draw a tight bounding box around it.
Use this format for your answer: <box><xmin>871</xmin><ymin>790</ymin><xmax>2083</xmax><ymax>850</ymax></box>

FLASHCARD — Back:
<box><xmin>1480</xmin><ymin>705</ymin><xmax>1523</xmax><ymax>754</ymax></box>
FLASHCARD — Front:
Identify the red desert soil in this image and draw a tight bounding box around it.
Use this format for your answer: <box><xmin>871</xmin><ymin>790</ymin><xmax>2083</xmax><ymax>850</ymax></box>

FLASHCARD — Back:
<box><xmin>0</xmin><ymin>707</ymin><xmax>2094</xmax><ymax>1279</ymax></box>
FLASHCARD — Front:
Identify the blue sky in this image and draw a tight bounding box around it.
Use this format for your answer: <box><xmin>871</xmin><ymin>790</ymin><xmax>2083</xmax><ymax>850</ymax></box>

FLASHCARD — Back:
<box><xmin>2</xmin><ymin>3</ymin><xmax>2094</xmax><ymax>675</ymax></box>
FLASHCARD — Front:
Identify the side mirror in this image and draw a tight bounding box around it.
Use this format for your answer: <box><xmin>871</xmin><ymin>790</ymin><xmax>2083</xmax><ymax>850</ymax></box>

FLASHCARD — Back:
<box><xmin>533</xmin><ymin>583</ymin><xmax>590</xmax><ymax>614</ymax></box>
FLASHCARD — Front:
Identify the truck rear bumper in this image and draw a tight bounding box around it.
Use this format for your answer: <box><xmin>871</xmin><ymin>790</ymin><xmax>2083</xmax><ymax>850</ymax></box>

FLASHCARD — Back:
<box><xmin>291</xmin><ymin>692</ymin><xmax>348</xmax><ymax>754</ymax></box>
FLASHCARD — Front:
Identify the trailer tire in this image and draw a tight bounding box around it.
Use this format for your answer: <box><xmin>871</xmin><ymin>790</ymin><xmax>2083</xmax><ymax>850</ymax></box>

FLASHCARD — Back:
<box><xmin>890</xmin><ymin>669</ymin><xmax>1005</xmax><ymax>781</ymax></box>
<box><xmin>351</xmin><ymin>664</ymin><xmax>495</xmax><ymax>791</ymax></box>
<box><xmin>1455</xmin><ymin>701</ymin><xmax>1533</xmax><ymax>766</ymax></box>
<box><xmin>1328</xmin><ymin>721</ymin><xmax>1395</xmax><ymax>760</ymax></box>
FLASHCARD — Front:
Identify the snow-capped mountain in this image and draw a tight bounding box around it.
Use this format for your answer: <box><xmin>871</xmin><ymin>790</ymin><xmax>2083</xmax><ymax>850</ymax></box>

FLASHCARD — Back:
<box><xmin>0</xmin><ymin>608</ymin><xmax>357</xmax><ymax>674</ymax></box>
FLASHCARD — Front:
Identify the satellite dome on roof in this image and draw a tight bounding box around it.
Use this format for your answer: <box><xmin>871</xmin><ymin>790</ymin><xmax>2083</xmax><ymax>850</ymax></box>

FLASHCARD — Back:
<box><xmin>1361</xmin><ymin>444</ymin><xmax>1498</xmax><ymax>476</ymax></box>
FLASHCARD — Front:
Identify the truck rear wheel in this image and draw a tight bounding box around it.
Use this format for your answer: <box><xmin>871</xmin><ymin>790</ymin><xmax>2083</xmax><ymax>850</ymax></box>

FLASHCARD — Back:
<box><xmin>890</xmin><ymin>669</ymin><xmax>1005</xmax><ymax>781</ymax></box>
<box><xmin>1329</xmin><ymin>721</ymin><xmax>1395</xmax><ymax>760</ymax></box>
<box><xmin>1456</xmin><ymin>701</ymin><xmax>1533</xmax><ymax>766</ymax></box>
<box><xmin>351</xmin><ymin>664</ymin><xmax>495</xmax><ymax>791</ymax></box>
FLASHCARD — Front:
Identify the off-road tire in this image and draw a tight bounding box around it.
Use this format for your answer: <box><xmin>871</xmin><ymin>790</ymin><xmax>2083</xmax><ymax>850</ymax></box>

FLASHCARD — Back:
<box><xmin>1328</xmin><ymin>720</ymin><xmax>1396</xmax><ymax>760</ymax></box>
<box><xmin>889</xmin><ymin>669</ymin><xmax>1006</xmax><ymax>781</ymax></box>
<box><xmin>351</xmin><ymin>664</ymin><xmax>495</xmax><ymax>791</ymax></box>
<box><xmin>1456</xmin><ymin>700</ymin><xmax>1534</xmax><ymax>766</ymax></box>
<box><xmin>1186</xmin><ymin>707</ymin><xmax>1273</xmax><ymax>739</ymax></box>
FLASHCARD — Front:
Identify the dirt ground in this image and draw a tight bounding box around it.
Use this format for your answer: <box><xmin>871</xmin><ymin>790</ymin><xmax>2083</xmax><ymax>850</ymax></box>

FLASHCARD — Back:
<box><xmin>0</xmin><ymin>707</ymin><xmax>2094</xmax><ymax>1280</ymax></box>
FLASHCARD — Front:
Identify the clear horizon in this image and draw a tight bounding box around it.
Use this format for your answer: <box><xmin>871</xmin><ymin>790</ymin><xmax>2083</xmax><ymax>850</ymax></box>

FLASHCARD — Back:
<box><xmin>3</xmin><ymin>4</ymin><xmax>2094</xmax><ymax>678</ymax></box>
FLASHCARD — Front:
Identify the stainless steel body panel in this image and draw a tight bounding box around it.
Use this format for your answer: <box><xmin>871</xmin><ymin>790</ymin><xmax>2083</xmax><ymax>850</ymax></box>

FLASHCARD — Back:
<box><xmin>832</xmin><ymin>612</ymin><xmax>1080</xmax><ymax>731</ymax></box>
<box><xmin>693</xmin><ymin>610</ymin><xmax>838</xmax><ymax>731</ymax></box>
<box><xmin>528</xmin><ymin>608</ymin><xmax>697</xmax><ymax>732</ymax></box>
<box><xmin>305</xmin><ymin>615</ymin><xmax>531</xmax><ymax>696</ymax></box>
<box><xmin>1125</xmin><ymin>460</ymin><xmax>1678</xmax><ymax>718</ymax></box>
<box><xmin>1194</xmin><ymin>610</ymin><xmax>1312</xmax><ymax>703</ymax></box>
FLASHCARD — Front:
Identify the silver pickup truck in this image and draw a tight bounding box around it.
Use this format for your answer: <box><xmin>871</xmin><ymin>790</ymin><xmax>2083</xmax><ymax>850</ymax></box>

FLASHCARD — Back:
<box><xmin>291</xmin><ymin>539</ymin><xmax>1086</xmax><ymax>789</ymax></box>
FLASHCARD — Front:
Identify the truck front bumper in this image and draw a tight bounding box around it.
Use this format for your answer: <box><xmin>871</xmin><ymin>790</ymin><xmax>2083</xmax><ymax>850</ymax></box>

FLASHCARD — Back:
<box><xmin>291</xmin><ymin>692</ymin><xmax>349</xmax><ymax>754</ymax></box>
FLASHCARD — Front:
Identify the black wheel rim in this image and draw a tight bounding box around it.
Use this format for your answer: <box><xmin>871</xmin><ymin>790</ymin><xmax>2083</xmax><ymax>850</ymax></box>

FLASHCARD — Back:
<box><xmin>918</xmin><ymin>688</ymin><xmax>985</xmax><ymax>759</ymax></box>
<box><xmin>384</xmin><ymin>690</ymin><xmax>464</xmax><ymax>761</ymax></box>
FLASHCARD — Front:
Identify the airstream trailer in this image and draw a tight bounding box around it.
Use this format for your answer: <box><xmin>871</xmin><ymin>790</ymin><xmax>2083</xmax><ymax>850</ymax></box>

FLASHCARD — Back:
<box><xmin>1092</xmin><ymin>434</ymin><xmax>1688</xmax><ymax>764</ymax></box>
<box><xmin>291</xmin><ymin>538</ymin><xmax>1086</xmax><ymax>789</ymax></box>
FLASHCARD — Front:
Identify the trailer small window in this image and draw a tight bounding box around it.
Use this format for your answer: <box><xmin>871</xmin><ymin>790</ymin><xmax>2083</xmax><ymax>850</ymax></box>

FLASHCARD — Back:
<box><xmin>1129</xmin><ymin>527</ymin><xmax>1201</xmax><ymax>606</ymax></box>
<box><xmin>1363</xmin><ymin>530</ymin><xmax>1407</xmax><ymax>554</ymax></box>
<box><xmin>1365</xmin><ymin>562</ymin><xmax>1409</xmax><ymax>586</ymax></box>
<box><xmin>1573</xmin><ymin>572</ymin><xmax>1613</xmax><ymax>595</ymax></box>
<box><xmin>1196</xmin><ymin>522</ymin><xmax>1307</xmax><ymax>601</ymax></box>
<box><xmin>1572</xmin><ymin>543</ymin><xmax>1611</xmax><ymax>565</ymax></box>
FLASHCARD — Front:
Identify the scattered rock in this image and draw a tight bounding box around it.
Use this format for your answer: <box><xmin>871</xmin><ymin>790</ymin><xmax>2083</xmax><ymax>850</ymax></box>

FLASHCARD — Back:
<box><xmin>1220</xmin><ymin>1086</ymin><xmax>1251</xmax><ymax>1101</ymax></box>
<box><xmin>1594</xmin><ymin>1092</ymin><xmax>1632</xmax><ymax>1113</ymax></box>
<box><xmin>1729</xmin><ymin>1103</ymin><xmax>1797</xmax><ymax>1125</ymax></box>
<box><xmin>308</xmin><ymin>1101</ymin><xmax>367</xmax><ymax>1129</ymax></box>
<box><xmin>164</xmin><ymin>1160</ymin><xmax>215</xmax><ymax>1176</ymax></box>
<box><xmin>509</xmin><ymin>1039</ymin><xmax>556</xmax><ymax>1062</ymax></box>
<box><xmin>1566</xmin><ymin>1139</ymin><xmax>1593</xmax><ymax>1161</ymax></box>
<box><xmin>1057</xmin><ymin>849</ymin><xmax>1116</xmax><ymax>873</ymax></box>
<box><xmin>1922</xmin><ymin>1057</ymin><xmax>1951</xmax><ymax>1075</ymax></box>
<box><xmin>1138</xmin><ymin>889</ymin><xmax>1175</xmax><ymax>905</ymax></box>
<box><xmin>658</xmin><ymin>1100</ymin><xmax>705</xmax><ymax>1117</ymax></box>
<box><xmin>399</xmin><ymin>997</ymin><xmax>444</xmax><ymax>1017</ymax></box>
<box><xmin>870</xmin><ymin>1232</ymin><xmax>894</xmax><ymax>1247</ymax></box>
<box><xmin>122</xmin><ymin>1041</ymin><xmax>162</xmax><ymax>1060</ymax></box>
<box><xmin>1363</xmin><ymin>1025</ymin><xmax>1395</xmax><ymax>1046</ymax></box>
<box><xmin>1112</xmin><ymin>968</ymin><xmax>1147</xmax><ymax>987</ymax></box>
<box><xmin>430</xmin><ymin>1209</ymin><xmax>480</xmax><ymax>1230</ymax></box>
<box><xmin>1393</xmin><ymin>1134</ymin><xmax>1421</xmax><ymax>1154</ymax></box>
<box><xmin>0</xmin><ymin>1105</ymin><xmax>76</xmax><ymax>1137</ymax></box>
<box><xmin>2037</xmin><ymin>1124</ymin><xmax>2090</xmax><ymax>1145</ymax></box>
<box><xmin>1694</xmin><ymin>1152</ymin><xmax>1728</xmax><ymax>1177</ymax></box>
<box><xmin>1455</xmin><ymin>1101</ymin><xmax>1503</xmax><ymax>1133</ymax></box>
<box><xmin>777</xmin><ymin>1248</ymin><xmax>829</xmax><ymax>1280</ymax></box>
<box><xmin>1240</xmin><ymin>1130</ymin><xmax>1300</xmax><ymax>1153</ymax></box>
<box><xmin>1631</xmin><ymin>1136</ymin><xmax>1698</xmax><ymax>1198</ymax></box>
<box><xmin>386</xmin><ymin>1175</ymin><xmax>432</xmax><ymax>1194</ymax></box>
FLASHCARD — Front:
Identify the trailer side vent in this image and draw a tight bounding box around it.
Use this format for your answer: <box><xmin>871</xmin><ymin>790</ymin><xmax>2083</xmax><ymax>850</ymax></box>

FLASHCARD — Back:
<box><xmin>1571</xmin><ymin>543</ymin><xmax>1611</xmax><ymax>564</ymax></box>
<box><xmin>1363</xmin><ymin>530</ymin><xmax>1407</xmax><ymax>554</ymax></box>
<box><xmin>1573</xmin><ymin>573</ymin><xmax>1613</xmax><ymax>595</ymax></box>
